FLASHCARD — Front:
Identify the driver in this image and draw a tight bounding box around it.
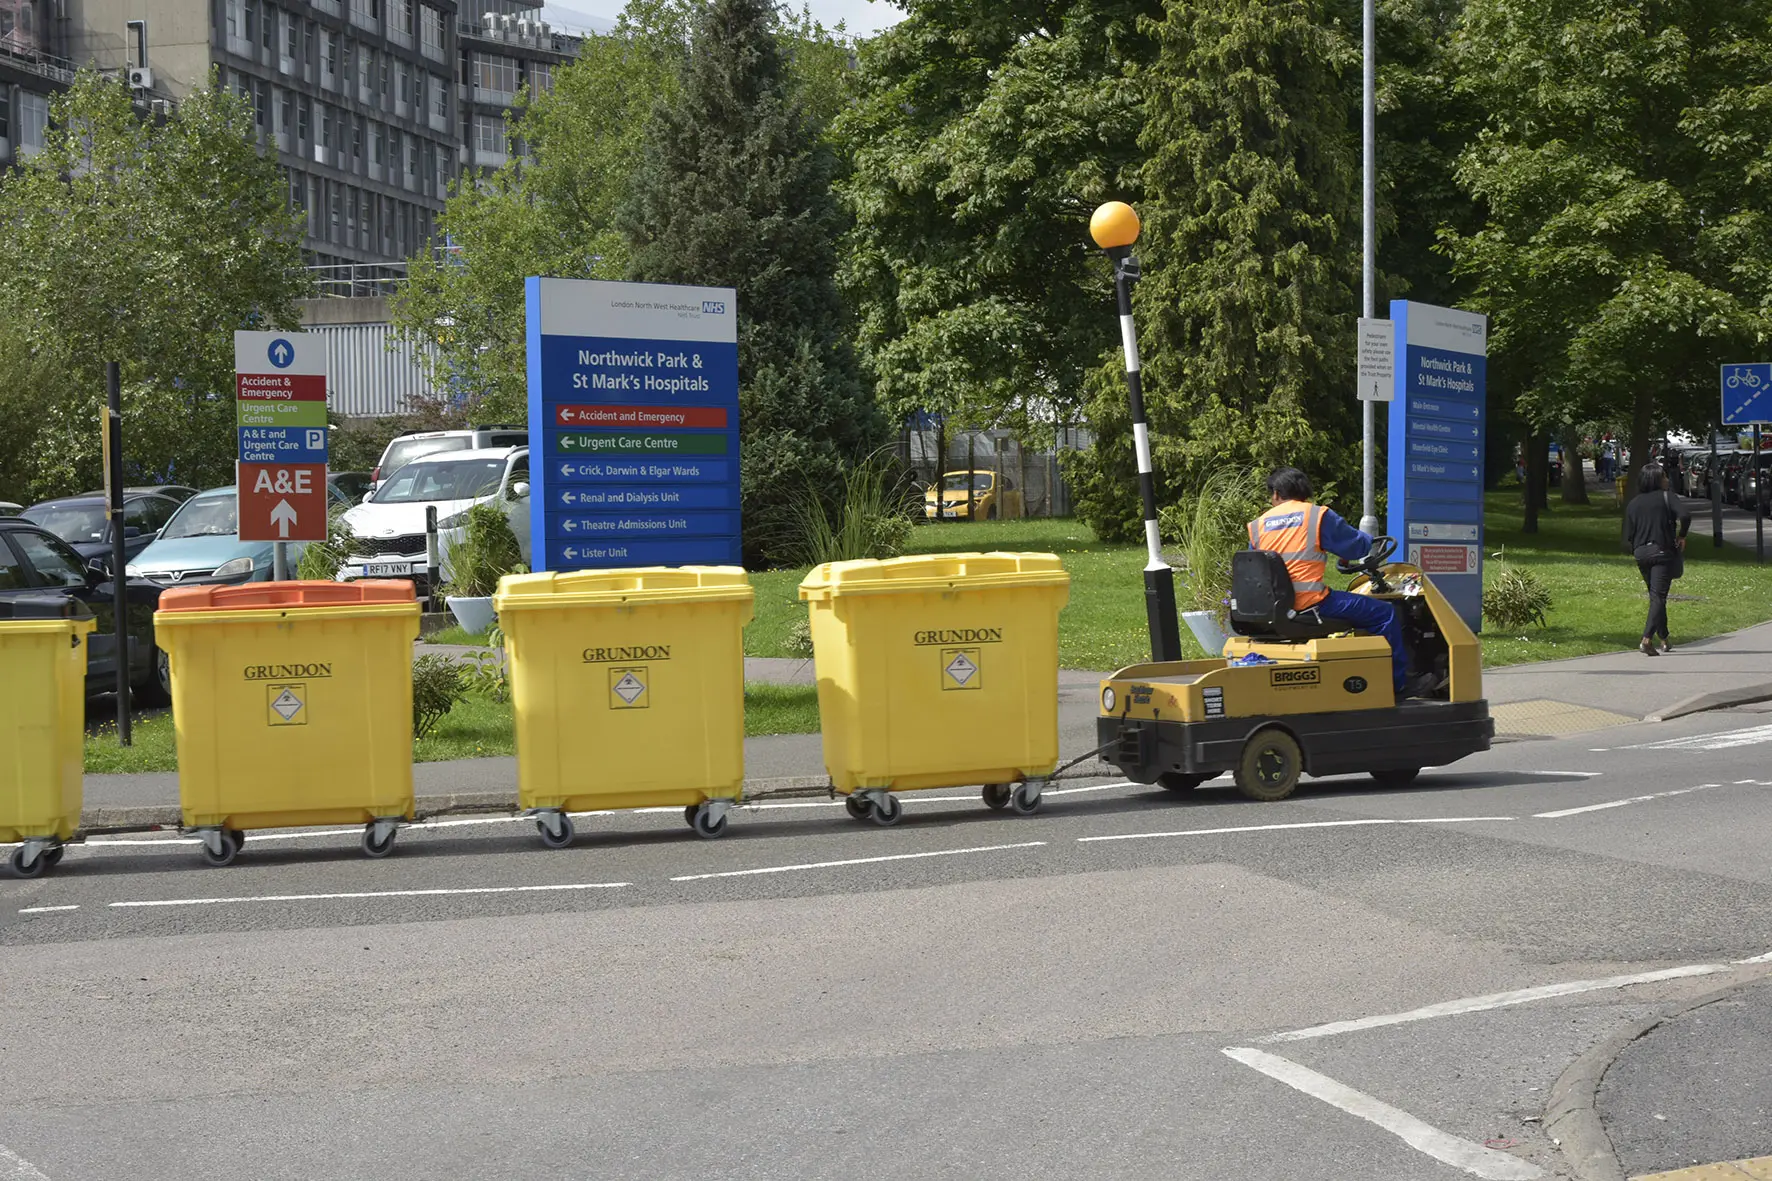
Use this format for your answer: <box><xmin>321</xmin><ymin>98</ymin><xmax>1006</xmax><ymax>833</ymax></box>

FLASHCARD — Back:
<box><xmin>1247</xmin><ymin>467</ymin><xmax>1414</xmax><ymax>698</ymax></box>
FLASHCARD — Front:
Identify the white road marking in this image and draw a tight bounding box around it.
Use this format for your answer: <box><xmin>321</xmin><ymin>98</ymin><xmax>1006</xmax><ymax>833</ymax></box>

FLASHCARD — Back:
<box><xmin>1258</xmin><ymin>964</ymin><xmax>1727</xmax><ymax>1045</ymax></box>
<box><xmin>1531</xmin><ymin>771</ymin><xmax>1604</xmax><ymax>777</ymax></box>
<box><xmin>1534</xmin><ymin>785</ymin><xmax>1718</xmax><ymax>818</ymax></box>
<box><xmin>1077</xmin><ymin>816</ymin><xmax>1512</xmax><ymax>844</ymax></box>
<box><xmin>109</xmin><ymin>882</ymin><xmax>630</xmax><ymax>909</ymax></box>
<box><xmin>17</xmin><ymin>905</ymin><xmax>79</xmax><ymax>915</ymax></box>
<box><xmin>0</xmin><ymin>1141</ymin><xmax>50</xmax><ymax>1181</ymax></box>
<box><xmin>1223</xmin><ymin>1047</ymin><xmax>1543</xmax><ymax>1179</ymax></box>
<box><xmin>1734</xmin><ymin>950</ymin><xmax>1772</xmax><ymax>965</ymax></box>
<box><xmin>1625</xmin><ymin>723</ymin><xmax>1772</xmax><ymax>751</ymax></box>
<box><xmin>669</xmin><ymin>841</ymin><xmax>1047</xmax><ymax>882</ymax></box>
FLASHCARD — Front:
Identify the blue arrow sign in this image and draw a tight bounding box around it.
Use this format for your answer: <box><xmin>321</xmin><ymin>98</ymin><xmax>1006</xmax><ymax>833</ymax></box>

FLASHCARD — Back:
<box><xmin>1722</xmin><ymin>363</ymin><xmax>1772</xmax><ymax>426</ymax></box>
<box><xmin>239</xmin><ymin>426</ymin><xmax>328</xmax><ymax>464</ymax></box>
<box><xmin>267</xmin><ymin>338</ymin><xmax>295</xmax><ymax>369</ymax></box>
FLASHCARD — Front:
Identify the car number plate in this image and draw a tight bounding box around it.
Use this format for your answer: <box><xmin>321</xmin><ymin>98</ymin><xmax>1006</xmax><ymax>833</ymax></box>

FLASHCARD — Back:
<box><xmin>365</xmin><ymin>562</ymin><xmax>413</xmax><ymax>576</ymax></box>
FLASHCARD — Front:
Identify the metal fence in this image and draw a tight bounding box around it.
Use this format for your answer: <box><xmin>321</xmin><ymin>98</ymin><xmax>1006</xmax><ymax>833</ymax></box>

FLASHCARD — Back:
<box><xmin>307</xmin><ymin>262</ymin><xmax>410</xmax><ymax>299</ymax></box>
<box><xmin>903</xmin><ymin>425</ymin><xmax>1093</xmax><ymax>518</ymax></box>
<box><xmin>311</xmin><ymin>322</ymin><xmax>437</xmax><ymax>418</ymax></box>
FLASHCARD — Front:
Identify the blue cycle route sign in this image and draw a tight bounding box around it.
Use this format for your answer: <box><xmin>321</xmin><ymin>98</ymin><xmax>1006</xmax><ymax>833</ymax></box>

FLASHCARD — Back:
<box><xmin>1721</xmin><ymin>363</ymin><xmax>1772</xmax><ymax>426</ymax></box>
<box><xmin>1385</xmin><ymin>300</ymin><xmax>1489</xmax><ymax>631</ymax></box>
<box><xmin>525</xmin><ymin>277</ymin><xmax>741</xmax><ymax>571</ymax></box>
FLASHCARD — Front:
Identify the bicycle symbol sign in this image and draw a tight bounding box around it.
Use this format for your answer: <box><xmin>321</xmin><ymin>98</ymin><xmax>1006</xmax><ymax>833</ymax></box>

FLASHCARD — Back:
<box><xmin>1721</xmin><ymin>363</ymin><xmax>1772</xmax><ymax>426</ymax></box>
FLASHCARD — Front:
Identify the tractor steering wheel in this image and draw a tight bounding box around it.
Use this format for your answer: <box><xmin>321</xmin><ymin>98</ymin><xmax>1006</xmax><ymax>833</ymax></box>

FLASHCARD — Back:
<box><xmin>1336</xmin><ymin>534</ymin><xmax>1398</xmax><ymax>590</ymax></box>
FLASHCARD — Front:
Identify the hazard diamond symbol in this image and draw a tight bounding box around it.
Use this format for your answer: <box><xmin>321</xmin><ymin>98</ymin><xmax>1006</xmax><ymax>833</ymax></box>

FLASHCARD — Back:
<box><xmin>268</xmin><ymin>684</ymin><xmax>306</xmax><ymax>725</ymax></box>
<box><xmin>944</xmin><ymin>649</ymin><xmax>979</xmax><ymax>689</ymax></box>
<box><xmin>610</xmin><ymin>667</ymin><xmax>648</xmax><ymax>708</ymax></box>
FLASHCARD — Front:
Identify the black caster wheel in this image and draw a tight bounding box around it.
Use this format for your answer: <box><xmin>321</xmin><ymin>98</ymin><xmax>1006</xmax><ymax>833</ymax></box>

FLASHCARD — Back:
<box><xmin>982</xmin><ymin>784</ymin><xmax>1012</xmax><ymax>811</ymax></box>
<box><xmin>43</xmin><ymin>845</ymin><xmax>65</xmax><ymax>868</ymax></box>
<box><xmin>691</xmin><ymin>806</ymin><xmax>728</xmax><ymax>840</ymax></box>
<box><xmin>200</xmin><ymin>830</ymin><xmax>240</xmax><ymax>868</ymax></box>
<box><xmin>225</xmin><ymin>828</ymin><xmax>247</xmax><ymax>852</ymax></box>
<box><xmin>1158</xmin><ymin>773</ymin><xmax>1208</xmax><ymax>793</ymax></box>
<box><xmin>869</xmin><ymin>794</ymin><xmax>903</xmax><ymax>826</ymax></box>
<box><xmin>362</xmin><ymin>825</ymin><xmax>398</xmax><ymax>859</ymax></box>
<box><xmin>9</xmin><ymin>846</ymin><xmax>49</xmax><ymax>879</ymax></box>
<box><xmin>683</xmin><ymin>805</ymin><xmax>700</xmax><ymax>829</ymax></box>
<box><xmin>1008</xmin><ymin>784</ymin><xmax>1041</xmax><ymax>815</ymax></box>
<box><xmin>844</xmin><ymin>794</ymin><xmax>873</xmax><ymax>822</ymax></box>
<box><xmin>537</xmin><ymin>813</ymin><xmax>575</xmax><ymax>849</ymax></box>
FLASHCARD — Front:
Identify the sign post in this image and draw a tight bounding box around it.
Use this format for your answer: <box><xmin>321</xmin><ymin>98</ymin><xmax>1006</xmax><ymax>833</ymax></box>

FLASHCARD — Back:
<box><xmin>235</xmin><ymin>331</ymin><xmax>328</xmax><ymax>573</ymax></box>
<box><xmin>105</xmin><ymin>361</ymin><xmax>130</xmax><ymax>745</ymax></box>
<box><xmin>1385</xmin><ymin>301</ymin><xmax>1489</xmax><ymax>631</ymax></box>
<box><xmin>1721</xmin><ymin>363</ymin><xmax>1770</xmax><ymax>565</ymax></box>
<box><xmin>525</xmin><ymin>278</ymin><xmax>741</xmax><ymax>571</ymax></box>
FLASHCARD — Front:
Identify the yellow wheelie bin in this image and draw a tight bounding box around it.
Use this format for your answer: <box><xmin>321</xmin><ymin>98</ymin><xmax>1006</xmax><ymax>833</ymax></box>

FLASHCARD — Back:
<box><xmin>493</xmin><ymin>567</ymin><xmax>752</xmax><ymax>846</ymax></box>
<box><xmin>0</xmin><ymin>596</ymin><xmax>94</xmax><ymax>878</ymax></box>
<box><xmin>799</xmin><ymin>552</ymin><xmax>1070</xmax><ymax>824</ymax></box>
<box><xmin>153</xmin><ymin>580</ymin><xmax>420</xmax><ymax>866</ymax></box>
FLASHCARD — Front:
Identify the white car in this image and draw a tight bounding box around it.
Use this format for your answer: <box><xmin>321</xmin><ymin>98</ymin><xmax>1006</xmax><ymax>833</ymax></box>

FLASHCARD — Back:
<box><xmin>339</xmin><ymin>447</ymin><xmax>531</xmax><ymax>595</ymax></box>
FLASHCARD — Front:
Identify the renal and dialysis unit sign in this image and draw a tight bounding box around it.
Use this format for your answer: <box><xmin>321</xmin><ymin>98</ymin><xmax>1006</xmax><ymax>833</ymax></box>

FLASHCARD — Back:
<box><xmin>1383</xmin><ymin>301</ymin><xmax>1488</xmax><ymax>631</ymax></box>
<box><xmin>526</xmin><ymin>278</ymin><xmax>740</xmax><ymax>571</ymax></box>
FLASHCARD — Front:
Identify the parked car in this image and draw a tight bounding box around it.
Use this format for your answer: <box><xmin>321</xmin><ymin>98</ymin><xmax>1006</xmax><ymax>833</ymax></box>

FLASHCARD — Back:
<box><xmin>124</xmin><ymin>483</ymin><xmax>350</xmax><ymax>587</ymax></box>
<box><xmin>77</xmin><ymin>484</ymin><xmax>200</xmax><ymax>505</ymax></box>
<box><xmin>370</xmin><ymin>426</ymin><xmax>527</xmax><ymax>490</ymax></box>
<box><xmin>0</xmin><ymin>516</ymin><xmax>168</xmax><ymax>702</ymax></box>
<box><xmin>1721</xmin><ymin>451</ymin><xmax>1750</xmax><ymax>504</ymax></box>
<box><xmin>340</xmin><ymin>447</ymin><xmax>531</xmax><ymax>594</ymax></box>
<box><xmin>1742</xmin><ymin>452</ymin><xmax>1772</xmax><ymax>518</ymax></box>
<box><xmin>923</xmin><ymin>470</ymin><xmax>1025</xmax><ymax>521</ymax></box>
<box><xmin>328</xmin><ymin>471</ymin><xmax>374</xmax><ymax>506</ymax></box>
<box><xmin>0</xmin><ymin>502</ymin><xmax>21</xmax><ymax>516</ymax></box>
<box><xmin>21</xmin><ymin>490</ymin><xmax>186</xmax><ymax>574</ymax></box>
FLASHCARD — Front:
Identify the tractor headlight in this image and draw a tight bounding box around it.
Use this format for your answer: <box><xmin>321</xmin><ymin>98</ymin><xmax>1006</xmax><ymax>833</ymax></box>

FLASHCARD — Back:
<box><xmin>1101</xmin><ymin>686</ymin><xmax>1116</xmax><ymax>712</ymax></box>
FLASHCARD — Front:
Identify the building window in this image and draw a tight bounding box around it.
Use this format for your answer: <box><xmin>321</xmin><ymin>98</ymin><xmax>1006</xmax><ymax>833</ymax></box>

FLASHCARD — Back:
<box><xmin>322</xmin><ymin>30</ymin><xmax>336</xmax><ymax>81</ymax></box>
<box><xmin>531</xmin><ymin>62</ymin><xmax>552</xmax><ymax>94</ymax></box>
<box><xmin>304</xmin><ymin>20</ymin><xmax>315</xmax><ymax>65</ymax></box>
<box><xmin>475</xmin><ymin>53</ymin><xmax>518</xmax><ymax>103</ymax></box>
<box><xmin>420</xmin><ymin>6</ymin><xmax>444</xmax><ymax>60</ymax></box>
<box><xmin>397</xmin><ymin>0</ymin><xmax>414</xmax><ymax>35</ymax></box>
<box><xmin>432</xmin><ymin>73</ymin><xmax>447</xmax><ymax>120</ymax></box>
<box><xmin>262</xmin><ymin>3</ymin><xmax>274</xmax><ymax>50</ymax></box>
<box><xmin>244</xmin><ymin>0</ymin><xmax>257</xmax><ymax>44</ymax></box>
<box><xmin>398</xmin><ymin>63</ymin><xmax>411</xmax><ymax>106</ymax></box>
<box><xmin>472</xmin><ymin>112</ymin><xmax>506</xmax><ymax>157</ymax></box>
<box><xmin>358</xmin><ymin>45</ymin><xmax>372</xmax><ymax>94</ymax></box>
<box><xmin>379</xmin><ymin>55</ymin><xmax>390</xmax><ymax>102</ymax></box>
<box><xmin>20</xmin><ymin>92</ymin><xmax>48</xmax><ymax>151</ymax></box>
<box><xmin>297</xmin><ymin>95</ymin><xmax>310</xmax><ymax>141</ymax></box>
<box><xmin>372</xmin><ymin>122</ymin><xmax>384</xmax><ymax>164</ymax></box>
<box><xmin>254</xmin><ymin>80</ymin><xmax>269</xmax><ymax>129</ymax></box>
<box><xmin>225</xmin><ymin>0</ymin><xmax>242</xmax><ymax>41</ymax></box>
<box><xmin>280</xmin><ymin>89</ymin><xmax>294</xmax><ymax>133</ymax></box>
<box><xmin>320</xmin><ymin>102</ymin><xmax>334</xmax><ymax>150</ymax></box>
<box><xmin>0</xmin><ymin>92</ymin><xmax>10</xmax><ymax>142</ymax></box>
<box><xmin>284</xmin><ymin>12</ymin><xmax>297</xmax><ymax>58</ymax></box>
<box><xmin>351</xmin><ymin>117</ymin><xmax>362</xmax><ymax>163</ymax></box>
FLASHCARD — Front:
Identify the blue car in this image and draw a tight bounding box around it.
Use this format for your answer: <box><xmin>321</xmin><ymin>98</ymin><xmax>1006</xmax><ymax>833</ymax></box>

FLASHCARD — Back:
<box><xmin>125</xmin><ymin>484</ymin><xmax>348</xmax><ymax>587</ymax></box>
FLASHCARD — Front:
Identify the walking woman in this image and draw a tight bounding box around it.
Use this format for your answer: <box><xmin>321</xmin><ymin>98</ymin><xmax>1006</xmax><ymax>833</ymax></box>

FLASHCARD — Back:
<box><xmin>1624</xmin><ymin>463</ymin><xmax>1691</xmax><ymax>655</ymax></box>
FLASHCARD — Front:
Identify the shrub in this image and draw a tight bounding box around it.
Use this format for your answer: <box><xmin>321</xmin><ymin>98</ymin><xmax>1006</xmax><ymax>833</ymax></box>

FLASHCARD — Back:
<box><xmin>1170</xmin><ymin>468</ymin><xmax>1269</xmax><ymax>624</ymax></box>
<box><xmin>1483</xmin><ymin>566</ymin><xmax>1553</xmax><ymax>630</ymax></box>
<box><xmin>787</xmin><ymin>451</ymin><xmax>917</xmax><ymax>568</ymax></box>
<box><xmin>785</xmin><ymin>616</ymin><xmax>814</xmax><ymax>658</ymax></box>
<box><xmin>462</xmin><ymin>625</ymin><xmax>508</xmax><ymax>701</ymax></box>
<box><xmin>412</xmin><ymin>653</ymin><xmax>468</xmax><ymax>738</ymax></box>
<box><xmin>294</xmin><ymin>506</ymin><xmax>358</xmax><ymax>581</ymax></box>
<box><xmin>442</xmin><ymin>503</ymin><xmax>525</xmax><ymax>599</ymax></box>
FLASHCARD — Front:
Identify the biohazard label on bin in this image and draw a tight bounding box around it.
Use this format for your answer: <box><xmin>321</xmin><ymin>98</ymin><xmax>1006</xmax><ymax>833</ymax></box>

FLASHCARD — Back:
<box><xmin>610</xmin><ymin>666</ymin><xmax>649</xmax><ymax>709</ymax></box>
<box><xmin>267</xmin><ymin>683</ymin><xmax>306</xmax><ymax>726</ymax></box>
<box><xmin>942</xmin><ymin>647</ymin><xmax>982</xmax><ymax>691</ymax></box>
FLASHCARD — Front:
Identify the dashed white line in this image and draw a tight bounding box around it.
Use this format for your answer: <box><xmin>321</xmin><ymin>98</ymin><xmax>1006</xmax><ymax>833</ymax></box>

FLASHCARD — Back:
<box><xmin>1077</xmin><ymin>816</ymin><xmax>1513</xmax><ymax>844</ymax></box>
<box><xmin>669</xmin><ymin>841</ymin><xmax>1047</xmax><ymax>882</ymax></box>
<box><xmin>1256</xmin><ymin>964</ymin><xmax>1728</xmax><ymax>1045</ymax></box>
<box><xmin>1534</xmin><ymin>785</ymin><xmax>1718</xmax><ymax>818</ymax></box>
<box><xmin>17</xmin><ymin>905</ymin><xmax>79</xmax><ymax>915</ymax></box>
<box><xmin>0</xmin><ymin>1141</ymin><xmax>50</xmax><ymax>1181</ymax></box>
<box><xmin>108</xmin><ymin>881</ymin><xmax>630</xmax><ymax>909</ymax></box>
<box><xmin>1222</xmin><ymin>1047</ymin><xmax>1543</xmax><ymax>1180</ymax></box>
<box><xmin>1734</xmin><ymin>950</ymin><xmax>1772</xmax><ymax>965</ymax></box>
<box><xmin>1625</xmin><ymin>723</ymin><xmax>1772</xmax><ymax>751</ymax></box>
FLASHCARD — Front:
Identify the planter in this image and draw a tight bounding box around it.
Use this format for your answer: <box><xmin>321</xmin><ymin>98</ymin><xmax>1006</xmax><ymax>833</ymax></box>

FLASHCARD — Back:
<box><xmin>1182</xmin><ymin>610</ymin><xmax>1229</xmax><ymax>657</ymax></box>
<box><xmin>447</xmin><ymin>595</ymin><xmax>496</xmax><ymax>636</ymax></box>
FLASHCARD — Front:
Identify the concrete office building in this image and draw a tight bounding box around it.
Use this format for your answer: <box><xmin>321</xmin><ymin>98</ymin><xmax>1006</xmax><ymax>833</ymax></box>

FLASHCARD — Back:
<box><xmin>0</xmin><ymin>0</ymin><xmax>72</xmax><ymax>167</ymax></box>
<box><xmin>456</xmin><ymin>0</ymin><xmax>577</xmax><ymax>178</ymax></box>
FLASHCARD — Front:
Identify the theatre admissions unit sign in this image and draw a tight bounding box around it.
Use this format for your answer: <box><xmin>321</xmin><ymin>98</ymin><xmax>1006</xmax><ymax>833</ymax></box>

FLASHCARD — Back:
<box><xmin>1383</xmin><ymin>301</ymin><xmax>1488</xmax><ymax>631</ymax></box>
<box><xmin>525</xmin><ymin>278</ymin><xmax>741</xmax><ymax>571</ymax></box>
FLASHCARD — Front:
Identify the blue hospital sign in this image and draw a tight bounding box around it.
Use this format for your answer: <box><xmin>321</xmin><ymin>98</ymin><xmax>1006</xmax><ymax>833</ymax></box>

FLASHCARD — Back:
<box><xmin>1384</xmin><ymin>301</ymin><xmax>1489</xmax><ymax>631</ymax></box>
<box><xmin>525</xmin><ymin>277</ymin><xmax>741</xmax><ymax>571</ymax></box>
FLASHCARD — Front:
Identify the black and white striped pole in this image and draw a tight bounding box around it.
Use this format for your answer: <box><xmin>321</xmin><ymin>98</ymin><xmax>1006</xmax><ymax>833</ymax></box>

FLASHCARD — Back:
<box><xmin>1091</xmin><ymin>201</ymin><xmax>1182</xmax><ymax>663</ymax></box>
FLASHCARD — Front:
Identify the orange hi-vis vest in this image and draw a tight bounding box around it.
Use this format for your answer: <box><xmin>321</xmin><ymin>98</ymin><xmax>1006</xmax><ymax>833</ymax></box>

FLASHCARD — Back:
<box><xmin>1248</xmin><ymin>500</ymin><xmax>1329</xmax><ymax>610</ymax></box>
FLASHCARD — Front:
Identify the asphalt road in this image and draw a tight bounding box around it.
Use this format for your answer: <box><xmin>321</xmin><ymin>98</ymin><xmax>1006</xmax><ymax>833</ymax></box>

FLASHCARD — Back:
<box><xmin>4</xmin><ymin>708</ymin><xmax>1772</xmax><ymax>1180</ymax></box>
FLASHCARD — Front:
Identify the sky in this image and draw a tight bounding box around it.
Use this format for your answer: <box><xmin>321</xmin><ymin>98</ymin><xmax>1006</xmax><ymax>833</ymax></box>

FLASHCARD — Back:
<box><xmin>540</xmin><ymin>0</ymin><xmax>906</xmax><ymax>38</ymax></box>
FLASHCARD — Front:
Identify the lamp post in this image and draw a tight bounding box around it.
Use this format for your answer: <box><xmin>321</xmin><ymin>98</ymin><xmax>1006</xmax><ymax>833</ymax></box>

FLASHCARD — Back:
<box><xmin>1090</xmin><ymin>201</ymin><xmax>1182</xmax><ymax>663</ymax></box>
<box><xmin>1359</xmin><ymin>0</ymin><xmax>1379</xmax><ymax>536</ymax></box>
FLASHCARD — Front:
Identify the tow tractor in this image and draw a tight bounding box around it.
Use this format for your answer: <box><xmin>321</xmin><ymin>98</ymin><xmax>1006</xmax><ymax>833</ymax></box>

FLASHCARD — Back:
<box><xmin>1097</xmin><ymin>537</ymin><xmax>1493</xmax><ymax>801</ymax></box>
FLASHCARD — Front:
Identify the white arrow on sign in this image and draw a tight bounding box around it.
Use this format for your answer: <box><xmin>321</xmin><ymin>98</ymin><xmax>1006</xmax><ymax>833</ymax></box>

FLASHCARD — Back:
<box><xmin>560</xmin><ymin>463</ymin><xmax>575</xmax><ymax>478</ymax></box>
<box><xmin>272</xmin><ymin>341</ymin><xmax>292</xmax><ymax>366</ymax></box>
<box><xmin>564</xmin><ymin>547</ymin><xmax>578</xmax><ymax>560</ymax></box>
<box><xmin>563</xmin><ymin>491</ymin><xmax>576</xmax><ymax>505</ymax></box>
<box><xmin>561</xmin><ymin>408</ymin><xmax>576</xmax><ymax>422</ymax></box>
<box><xmin>270</xmin><ymin>499</ymin><xmax>299</xmax><ymax>538</ymax></box>
<box><xmin>562</xmin><ymin>519</ymin><xmax>577</xmax><ymax>532</ymax></box>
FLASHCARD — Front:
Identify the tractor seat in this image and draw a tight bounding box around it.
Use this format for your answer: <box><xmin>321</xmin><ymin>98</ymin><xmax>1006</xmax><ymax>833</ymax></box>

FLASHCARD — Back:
<box><xmin>1227</xmin><ymin>549</ymin><xmax>1348</xmax><ymax>641</ymax></box>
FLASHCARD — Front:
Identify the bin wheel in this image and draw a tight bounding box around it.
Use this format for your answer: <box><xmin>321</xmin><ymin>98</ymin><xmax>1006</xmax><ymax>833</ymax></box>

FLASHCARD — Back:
<box><xmin>982</xmin><ymin>783</ymin><xmax>1013</xmax><ymax>811</ymax></box>
<box><xmin>361</xmin><ymin>825</ymin><xmax>398</xmax><ymax>859</ymax></box>
<box><xmin>537</xmin><ymin>814</ymin><xmax>575</xmax><ymax>849</ymax></box>
<box><xmin>1370</xmin><ymin>768</ymin><xmax>1421</xmax><ymax>789</ymax></box>
<box><xmin>691</xmin><ymin>807</ymin><xmax>728</xmax><ymax>840</ymax></box>
<box><xmin>43</xmin><ymin>846</ymin><xmax>64</xmax><ymax>868</ymax></box>
<box><xmin>870</xmin><ymin>794</ymin><xmax>903</xmax><ymax>826</ymax></box>
<box><xmin>225</xmin><ymin>828</ymin><xmax>246</xmax><ymax>852</ymax></box>
<box><xmin>200</xmin><ymin>831</ymin><xmax>240</xmax><ymax>868</ymax></box>
<box><xmin>1158</xmin><ymin>773</ymin><xmax>1208</xmax><ymax>793</ymax></box>
<box><xmin>9</xmin><ymin>846</ymin><xmax>49</xmax><ymax>879</ymax></box>
<box><xmin>1234</xmin><ymin>730</ymin><xmax>1304</xmax><ymax>802</ymax></box>
<box><xmin>1008</xmin><ymin>784</ymin><xmax>1041</xmax><ymax>816</ymax></box>
<box><xmin>844</xmin><ymin>794</ymin><xmax>873</xmax><ymax>822</ymax></box>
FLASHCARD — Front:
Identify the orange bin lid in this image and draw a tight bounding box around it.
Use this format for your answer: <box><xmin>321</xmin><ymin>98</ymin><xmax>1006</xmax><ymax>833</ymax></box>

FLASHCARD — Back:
<box><xmin>156</xmin><ymin>579</ymin><xmax>416</xmax><ymax>613</ymax></box>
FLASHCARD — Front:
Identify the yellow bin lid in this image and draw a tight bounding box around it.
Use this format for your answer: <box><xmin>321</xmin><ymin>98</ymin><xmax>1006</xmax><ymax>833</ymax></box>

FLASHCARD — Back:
<box><xmin>494</xmin><ymin>566</ymin><xmax>754</xmax><ymax>612</ymax></box>
<box><xmin>799</xmin><ymin>552</ymin><xmax>1069</xmax><ymax>601</ymax></box>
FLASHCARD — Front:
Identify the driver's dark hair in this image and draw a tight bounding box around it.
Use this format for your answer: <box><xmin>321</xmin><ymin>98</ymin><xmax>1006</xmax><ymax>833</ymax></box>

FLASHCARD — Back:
<box><xmin>1266</xmin><ymin>467</ymin><xmax>1313</xmax><ymax>502</ymax></box>
<box><xmin>1636</xmin><ymin>463</ymin><xmax>1666</xmax><ymax>495</ymax></box>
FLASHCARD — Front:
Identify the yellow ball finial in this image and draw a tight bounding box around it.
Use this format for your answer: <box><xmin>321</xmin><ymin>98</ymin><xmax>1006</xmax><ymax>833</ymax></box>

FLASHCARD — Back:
<box><xmin>1090</xmin><ymin>201</ymin><xmax>1141</xmax><ymax>250</ymax></box>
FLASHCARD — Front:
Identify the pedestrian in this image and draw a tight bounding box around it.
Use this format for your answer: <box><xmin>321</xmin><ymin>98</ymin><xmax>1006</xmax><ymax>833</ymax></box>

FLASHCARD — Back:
<box><xmin>1624</xmin><ymin>463</ymin><xmax>1690</xmax><ymax>656</ymax></box>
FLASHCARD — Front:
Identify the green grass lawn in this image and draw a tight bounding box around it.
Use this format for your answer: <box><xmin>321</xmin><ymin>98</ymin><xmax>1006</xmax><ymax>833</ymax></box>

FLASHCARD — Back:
<box><xmin>85</xmin><ymin>683</ymin><xmax>822</xmax><ymax>773</ymax></box>
<box><xmin>421</xmin><ymin>625</ymin><xmax>492</xmax><ymax>646</ymax></box>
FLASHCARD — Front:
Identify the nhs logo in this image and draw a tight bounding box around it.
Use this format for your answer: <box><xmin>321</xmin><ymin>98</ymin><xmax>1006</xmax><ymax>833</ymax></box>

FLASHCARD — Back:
<box><xmin>701</xmin><ymin>301</ymin><xmax>726</xmax><ymax>315</ymax></box>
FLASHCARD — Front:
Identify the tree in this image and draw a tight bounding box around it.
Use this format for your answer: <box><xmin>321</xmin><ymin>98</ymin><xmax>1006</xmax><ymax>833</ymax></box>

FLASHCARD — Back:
<box><xmin>1070</xmin><ymin>0</ymin><xmax>1365</xmax><ymax>540</ymax></box>
<box><xmin>838</xmin><ymin>1</ymin><xmax>1162</xmax><ymax>442</ymax></box>
<box><xmin>622</xmin><ymin>0</ymin><xmax>882</xmax><ymax>565</ymax></box>
<box><xmin>0</xmin><ymin>72</ymin><xmax>309</xmax><ymax>499</ymax></box>
<box><xmin>1441</xmin><ymin>0</ymin><xmax>1772</xmax><ymax>518</ymax></box>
